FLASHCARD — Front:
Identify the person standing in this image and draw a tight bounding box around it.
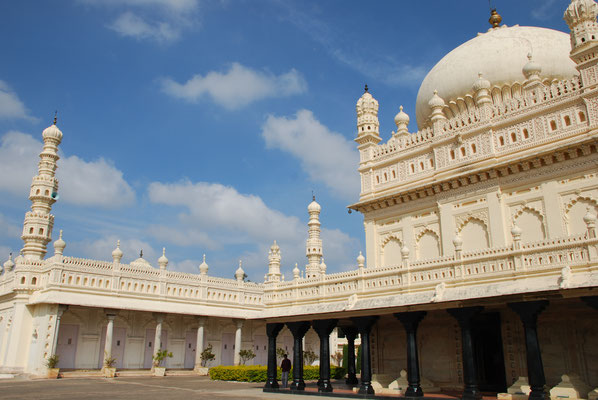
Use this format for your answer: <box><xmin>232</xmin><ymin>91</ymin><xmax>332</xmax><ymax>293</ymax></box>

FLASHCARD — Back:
<box><xmin>280</xmin><ymin>354</ymin><xmax>291</xmax><ymax>388</ymax></box>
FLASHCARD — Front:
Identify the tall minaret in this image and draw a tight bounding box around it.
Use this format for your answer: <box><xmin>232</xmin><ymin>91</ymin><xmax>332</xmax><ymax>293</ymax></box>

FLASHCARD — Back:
<box><xmin>305</xmin><ymin>196</ymin><xmax>323</xmax><ymax>278</ymax></box>
<box><xmin>564</xmin><ymin>0</ymin><xmax>598</xmax><ymax>88</ymax></box>
<box><xmin>21</xmin><ymin>116</ymin><xmax>63</xmax><ymax>260</ymax></box>
<box><xmin>355</xmin><ymin>85</ymin><xmax>381</xmax><ymax>197</ymax></box>
<box><xmin>266</xmin><ymin>240</ymin><xmax>282</xmax><ymax>282</ymax></box>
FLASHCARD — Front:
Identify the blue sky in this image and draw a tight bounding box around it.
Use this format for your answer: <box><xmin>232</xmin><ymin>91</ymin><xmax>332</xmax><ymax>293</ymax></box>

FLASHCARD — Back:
<box><xmin>0</xmin><ymin>0</ymin><xmax>570</xmax><ymax>280</ymax></box>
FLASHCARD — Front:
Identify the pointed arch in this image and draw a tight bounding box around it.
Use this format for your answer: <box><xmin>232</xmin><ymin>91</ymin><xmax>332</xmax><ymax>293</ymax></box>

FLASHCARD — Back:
<box><xmin>415</xmin><ymin>229</ymin><xmax>440</xmax><ymax>260</ymax></box>
<box><xmin>381</xmin><ymin>235</ymin><xmax>403</xmax><ymax>267</ymax></box>
<box><xmin>513</xmin><ymin>207</ymin><xmax>546</xmax><ymax>243</ymax></box>
<box><xmin>564</xmin><ymin>196</ymin><xmax>598</xmax><ymax>236</ymax></box>
<box><xmin>458</xmin><ymin>217</ymin><xmax>489</xmax><ymax>252</ymax></box>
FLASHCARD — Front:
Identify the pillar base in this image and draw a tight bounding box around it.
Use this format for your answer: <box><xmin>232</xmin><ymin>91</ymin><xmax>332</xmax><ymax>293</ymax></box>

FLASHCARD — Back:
<box><xmin>405</xmin><ymin>385</ymin><xmax>424</xmax><ymax>397</ymax></box>
<box><xmin>290</xmin><ymin>380</ymin><xmax>306</xmax><ymax>391</ymax></box>
<box><xmin>264</xmin><ymin>379</ymin><xmax>279</xmax><ymax>389</ymax></box>
<box><xmin>358</xmin><ymin>383</ymin><xmax>375</xmax><ymax>395</ymax></box>
<box><xmin>346</xmin><ymin>374</ymin><xmax>359</xmax><ymax>385</ymax></box>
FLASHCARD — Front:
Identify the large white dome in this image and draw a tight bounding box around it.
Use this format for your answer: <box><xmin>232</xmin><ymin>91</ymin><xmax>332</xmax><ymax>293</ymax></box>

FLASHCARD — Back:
<box><xmin>415</xmin><ymin>26</ymin><xmax>579</xmax><ymax>129</ymax></box>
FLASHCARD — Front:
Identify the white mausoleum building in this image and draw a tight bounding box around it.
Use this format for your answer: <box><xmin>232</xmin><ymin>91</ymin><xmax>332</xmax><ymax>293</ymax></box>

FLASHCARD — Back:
<box><xmin>2</xmin><ymin>2</ymin><xmax>598</xmax><ymax>399</ymax></box>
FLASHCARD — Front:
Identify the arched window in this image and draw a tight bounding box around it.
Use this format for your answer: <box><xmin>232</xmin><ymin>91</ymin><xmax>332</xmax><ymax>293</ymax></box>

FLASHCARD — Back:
<box><xmin>550</xmin><ymin>120</ymin><xmax>557</xmax><ymax>131</ymax></box>
<box><xmin>460</xmin><ymin>147</ymin><xmax>466</xmax><ymax>156</ymax></box>
<box><xmin>564</xmin><ymin>115</ymin><xmax>571</xmax><ymax>126</ymax></box>
<box><xmin>450</xmin><ymin>150</ymin><xmax>456</xmax><ymax>159</ymax></box>
<box><xmin>471</xmin><ymin>143</ymin><xmax>477</xmax><ymax>154</ymax></box>
<box><xmin>499</xmin><ymin>136</ymin><xmax>505</xmax><ymax>146</ymax></box>
<box><xmin>579</xmin><ymin>112</ymin><xmax>586</xmax><ymax>122</ymax></box>
<box><xmin>522</xmin><ymin>128</ymin><xmax>529</xmax><ymax>139</ymax></box>
<box><xmin>511</xmin><ymin>132</ymin><xmax>517</xmax><ymax>142</ymax></box>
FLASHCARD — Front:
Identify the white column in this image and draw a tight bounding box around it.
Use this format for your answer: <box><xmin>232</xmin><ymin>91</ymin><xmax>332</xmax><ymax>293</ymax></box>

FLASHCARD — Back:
<box><xmin>104</xmin><ymin>314</ymin><xmax>116</xmax><ymax>366</ymax></box>
<box><xmin>153</xmin><ymin>314</ymin><xmax>164</xmax><ymax>364</ymax></box>
<box><xmin>194</xmin><ymin>317</ymin><xmax>206</xmax><ymax>370</ymax></box>
<box><xmin>233</xmin><ymin>319</ymin><xmax>243</xmax><ymax>366</ymax></box>
<box><xmin>51</xmin><ymin>306</ymin><xmax>66</xmax><ymax>356</ymax></box>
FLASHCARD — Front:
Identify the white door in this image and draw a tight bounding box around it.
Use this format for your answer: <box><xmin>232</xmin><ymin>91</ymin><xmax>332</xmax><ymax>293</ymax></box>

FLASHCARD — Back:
<box><xmin>221</xmin><ymin>333</ymin><xmax>234</xmax><ymax>365</ymax></box>
<box><xmin>254</xmin><ymin>335</ymin><xmax>267</xmax><ymax>366</ymax></box>
<box><xmin>98</xmin><ymin>326</ymin><xmax>126</xmax><ymax>369</ymax></box>
<box><xmin>56</xmin><ymin>324</ymin><xmax>78</xmax><ymax>369</ymax></box>
<box><xmin>184</xmin><ymin>331</ymin><xmax>196</xmax><ymax>369</ymax></box>
<box><xmin>144</xmin><ymin>328</ymin><xmax>168</xmax><ymax>368</ymax></box>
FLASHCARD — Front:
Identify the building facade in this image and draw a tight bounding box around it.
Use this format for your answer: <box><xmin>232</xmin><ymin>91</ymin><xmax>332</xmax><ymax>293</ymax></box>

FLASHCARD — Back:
<box><xmin>2</xmin><ymin>1</ymin><xmax>598</xmax><ymax>399</ymax></box>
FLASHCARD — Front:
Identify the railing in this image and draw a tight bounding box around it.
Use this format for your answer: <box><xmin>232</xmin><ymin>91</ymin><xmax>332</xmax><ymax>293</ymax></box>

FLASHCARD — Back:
<box><xmin>263</xmin><ymin>234</ymin><xmax>598</xmax><ymax>306</ymax></box>
<box><xmin>0</xmin><ymin>256</ymin><xmax>264</xmax><ymax>309</ymax></box>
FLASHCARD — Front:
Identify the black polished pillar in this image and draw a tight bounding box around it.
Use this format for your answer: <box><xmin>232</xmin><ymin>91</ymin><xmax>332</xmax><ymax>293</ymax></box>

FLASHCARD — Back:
<box><xmin>447</xmin><ymin>307</ymin><xmax>484</xmax><ymax>400</ymax></box>
<box><xmin>582</xmin><ymin>296</ymin><xmax>598</xmax><ymax>311</ymax></box>
<box><xmin>286</xmin><ymin>321</ymin><xmax>310</xmax><ymax>391</ymax></box>
<box><xmin>508</xmin><ymin>301</ymin><xmax>549</xmax><ymax>400</ymax></box>
<box><xmin>343</xmin><ymin>326</ymin><xmax>359</xmax><ymax>385</ymax></box>
<box><xmin>264</xmin><ymin>323</ymin><xmax>284</xmax><ymax>389</ymax></box>
<box><xmin>351</xmin><ymin>316</ymin><xmax>379</xmax><ymax>395</ymax></box>
<box><xmin>394</xmin><ymin>311</ymin><xmax>427</xmax><ymax>398</ymax></box>
<box><xmin>312</xmin><ymin>319</ymin><xmax>338</xmax><ymax>392</ymax></box>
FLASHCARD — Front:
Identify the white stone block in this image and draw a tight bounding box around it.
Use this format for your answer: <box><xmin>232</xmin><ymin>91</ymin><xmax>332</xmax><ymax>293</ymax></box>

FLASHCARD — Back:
<box><xmin>550</xmin><ymin>374</ymin><xmax>591</xmax><ymax>400</ymax></box>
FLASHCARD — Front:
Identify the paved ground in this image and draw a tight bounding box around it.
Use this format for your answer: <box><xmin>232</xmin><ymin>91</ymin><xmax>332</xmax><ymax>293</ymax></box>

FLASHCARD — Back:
<box><xmin>0</xmin><ymin>376</ymin><xmax>355</xmax><ymax>400</ymax></box>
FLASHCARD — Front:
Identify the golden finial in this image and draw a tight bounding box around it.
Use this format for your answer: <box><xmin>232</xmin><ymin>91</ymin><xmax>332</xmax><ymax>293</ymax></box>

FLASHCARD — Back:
<box><xmin>53</xmin><ymin>110</ymin><xmax>57</xmax><ymax>125</ymax></box>
<box><xmin>489</xmin><ymin>9</ymin><xmax>502</xmax><ymax>28</ymax></box>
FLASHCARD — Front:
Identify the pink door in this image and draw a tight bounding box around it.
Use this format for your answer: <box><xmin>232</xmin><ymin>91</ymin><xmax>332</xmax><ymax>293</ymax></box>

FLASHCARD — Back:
<box><xmin>98</xmin><ymin>327</ymin><xmax>126</xmax><ymax>369</ymax></box>
<box><xmin>221</xmin><ymin>333</ymin><xmax>234</xmax><ymax>365</ymax></box>
<box><xmin>184</xmin><ymin>331</ymin><xmax>196</xmax><ymax>369</ymax></box>
<box><xmin>254</xmin><ymin>335</ymin><xmax>267</xmax><ymax>366</ymax></box>
<box><xmin>144</xmin><ymin>328</ymin><xmax>168</xmax><ymax>368</ymax></box>
<box><xmin>56</xmin><ymin>324</ymin><xmax>78</xmax><ymax>369</ymax></box>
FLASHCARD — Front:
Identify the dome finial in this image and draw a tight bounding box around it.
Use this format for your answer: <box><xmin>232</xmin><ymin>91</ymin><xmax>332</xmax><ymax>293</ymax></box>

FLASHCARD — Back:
<box><xmin>489</xmin><ymin>8</ymin><xmax>502</xmax><ymax>28</ymax></box>
<box><xmin>53</xmin><ymin>110</ymin><xmax>57</xmax><ymax>125</ymax></box>
<box><xmin>364</xmin><ymin>84</ymin><xmax>368</xmax><ymax>93</ymax></box>
<box><xmin>140</xmin><ymin>249</ymin><xmax>143</xmax><ymax>258</ymax></box>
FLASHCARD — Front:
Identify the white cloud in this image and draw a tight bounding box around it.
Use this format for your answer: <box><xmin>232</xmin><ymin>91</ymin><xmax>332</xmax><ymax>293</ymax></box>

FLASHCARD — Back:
<box><xmin>80</xmin><ymin>0</ymin><xmax>198</xmax><ymax>13</ymax></box>
<box><xmin>58</xmin><ymin>155</ymin><xmax>135</xmax><ymax>208</ymax></box>
<box><xmin>108</xmin><ymin>11</ymin><xmax>180</xmax><ymax>43</ymax></box>
<box><xmin>531</xmin><ymin>0</ymin><xmax>559</xmax><ymax>21</ymax></box>
<box><xmin>147</xmin><ymin>180</ymin><xmax>361</xmax><ymax>277</ymax></box>
<box><xmin>149</xmin><ymin>180</ymin><xmax>303</xmax><ymax>242</ymax></box>
<box><xmin>0</xmin><ymin>80</ymin><xmax>35</xmax><ymax>121</ymax></box>
<box><xmin>80</xmin><ymin>0</ymin><xmax>199</xmax><ymax>43</ymax></box>
<box><xmin>160</xmin><ymin>63</ymin><xmax>307</xmax><ymax>109</ymax></box>
<box><xmin>262</xmin><ymin>110</ymin><xmax>359</xmax><ymax>201</ymax></box>
<box><xmin>0</xmin><ymin>213</ymin><xmax>21</xmax><ymax>239</ymax></box>
<box><xmin>0</xmin><ymin>131</ymin><xmax>135</xmax><ymax>208</ymax></box>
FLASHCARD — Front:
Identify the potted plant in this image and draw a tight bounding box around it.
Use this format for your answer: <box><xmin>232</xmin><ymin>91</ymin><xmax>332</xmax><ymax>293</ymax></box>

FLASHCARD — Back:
<box><xmin>103</xmin><ymin>352</ymin><xmax>117</xmax><ymax>378</ymax></box>
<box><xmin>152</xmin><ymin>349</ymin><xmax>172</xmax><ymax>377</ymax></box>
<box><xmin>195</xmin><ymin>344</ymin><xmax>215</xmax><ymax>375</ymax></box>
<box><xmin>45</xmin><ymin>354</ymin><xmax>60</xmax><ymax>379</ymax></box>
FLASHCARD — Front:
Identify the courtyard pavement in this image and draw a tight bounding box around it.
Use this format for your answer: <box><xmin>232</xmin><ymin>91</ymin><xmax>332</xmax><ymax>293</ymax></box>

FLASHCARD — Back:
<box><xmin>0</xmin><ymin>375</ymin><xmax>356</xmax><ymax>400</ymax></box>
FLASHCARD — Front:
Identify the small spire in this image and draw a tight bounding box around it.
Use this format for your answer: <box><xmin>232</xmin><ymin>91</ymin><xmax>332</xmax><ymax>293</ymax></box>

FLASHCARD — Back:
<box><xmin>203</xmin><ymin>254</ymin><xmax>206</xmax><ymax>263</ymax></box>
<box><xmin>489</xmin><ymin>8</ymin><xmax>502</xmax><ymax>28</ymax></box>
<box><xmin>364</xmin><ymin>84</ymin><xmax>368</xmax><ymax>93</ymax></box>
<box><xmin>312</xmin><ymin>191</ymin><xmax>315</xmax><ymax>202</ymax></box>
<box><xmin>59</xmin><ymin>230</ymin><xmax>63</xmax><ymax>240</ymax></box>
<box><xmin>162</xmin><ymin>247</ymin><xmax>166</xmax><ymax>256</ymax></box>
<box><xmin>53</xmin><ymin>110</ymin><xmax>57</xmax><ymax>125</ymax></box>
<box><xmin>117</xmin><ymin>240</ymin><xmax>121</xmax><ymax>248</ymax></box>
<box><xmin>140</xmin><ymin>249</ymin><xmax>143</xmax><ymax>258</ymax></box>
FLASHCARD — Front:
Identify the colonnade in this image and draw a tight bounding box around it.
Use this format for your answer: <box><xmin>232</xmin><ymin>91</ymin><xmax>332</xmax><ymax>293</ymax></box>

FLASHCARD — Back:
<box><xmin>80</xmin><ymin>311</ymin><xmax>245</xmax><ymax>370</ymax></box>
<box><xmin>264</xmin><ymin>297</ymin><xmax>598</xmax><ymax>398</ymax></box>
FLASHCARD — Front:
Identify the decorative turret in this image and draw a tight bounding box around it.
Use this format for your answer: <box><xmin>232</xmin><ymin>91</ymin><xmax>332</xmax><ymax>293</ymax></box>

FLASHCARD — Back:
<box><xmin>305</xmin><ymin>196</ymin><xmax>323</xmax><ymax>278</ymax></box>
<box><xmin>53</xmin><ymin>230</ymin><xmax>66</xmax><ymax>256</ymax></box>
<box><xmin>158</xmin><ymin>248</ymin><xmax>168</xmax><ymax>270</ymax></box>
<box><xmin>319</xmin><ymin>258</ymin><xmax>327</xmax><ymax>275</ymax></box>
<box><xmin>357</xmin><ymin>251</ymin><xmax>365</xmax><ymax>269</ymax></box>
<box><xmin>565</xmin><ymin>0</ymin><xmax>598</xmax><ymax>87</ymax></box>
<box><xmin>199</xmin><ymin>254</ymin><xmax>209</xmax><ymax>275</ymax></box>
<box><xmin>472</xmin><ymin>73</ymin><xmax>492</xmax><ymax>105</ymax></box>
<box><xmin>112</xmin><ymin>240</ymin><xmax>123</xmax><ymax>263</ymax></box>
<box><xmin>293</xmin><ymin>263</ymin><xmax>300</xmax><ymax>280</ymax></box>
<box><xmin>21</xmin><ymin>116</ymin><xmax>63</xmax><ymax>260</ymax></box>
<box><xmin>2</xmin><ymin>254</ymin><xmax>15</xmax><ymax>273</ymax></box>
<box><xmin>393</xmin><ymin>106</ymin><xmax>410</xmax><ymax>145</ymax></box>
<box><xmin>235</xmin><ymin>260</ymin><xmax>245</xmax><ymax>282</ymax></box>
<box><xmin>267</xmin><ymin>241</ymin><xmax>282</xmax><ymax>282</ymax></box>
